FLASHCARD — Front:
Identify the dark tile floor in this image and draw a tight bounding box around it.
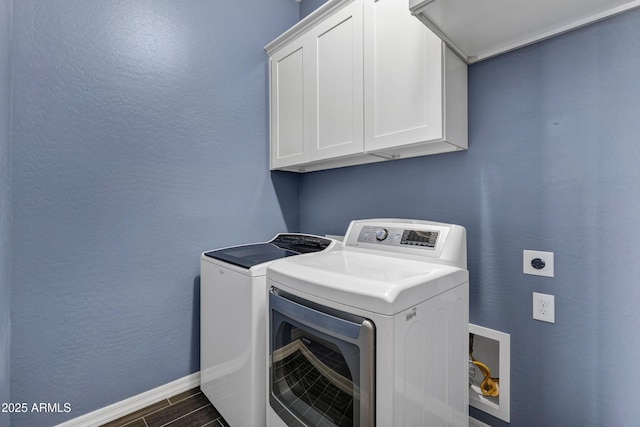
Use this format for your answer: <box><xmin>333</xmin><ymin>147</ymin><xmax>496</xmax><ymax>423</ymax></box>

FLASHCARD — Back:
<box><xmin>99</xmin><ymin>387</ymin><xmax>229</xmax><ymax>427</ymax></box>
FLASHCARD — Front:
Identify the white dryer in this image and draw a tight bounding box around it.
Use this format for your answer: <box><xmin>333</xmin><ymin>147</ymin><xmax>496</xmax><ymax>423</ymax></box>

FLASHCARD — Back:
<box><xmin>200</xmin><ymin>234</ymin><xmax>337</xmax><ymax>427</ymax></box>
<box><xmin>266</xmin><ymin>219</ymin><xmax>469</xmax><ymax>427</ymax></box>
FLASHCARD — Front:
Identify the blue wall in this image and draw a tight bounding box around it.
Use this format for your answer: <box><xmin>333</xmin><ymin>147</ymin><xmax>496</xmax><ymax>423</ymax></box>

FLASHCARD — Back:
<box><xmin>0</xmin><ymin>0</ymin><xmax>12</xmax><ymax>425</ymax></box>
<box><xmin>6</xmin><ymin>1</ymin><xmax>640</xmax><ymax>426</ymax></box>
<box><xmin>9</xmin><ymin>0</ymin><xmax>299</xmax><ymax>425</ymax></box>
<box><xmin>299</xmin><ymin>8</ymin><xmax>640</xmax><ymax>427</ymax></box>
<box><xmin>300</xmin><ymin>0</ymin><xmax>327</xmax><ymax>19</ymax></box>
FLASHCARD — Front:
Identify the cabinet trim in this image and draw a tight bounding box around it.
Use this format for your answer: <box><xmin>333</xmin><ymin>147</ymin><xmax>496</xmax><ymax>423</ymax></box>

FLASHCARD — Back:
<box><xmin>265</xmin><ymin>0</ymin><xmax>356</xmax><ymax>55</ymax></box>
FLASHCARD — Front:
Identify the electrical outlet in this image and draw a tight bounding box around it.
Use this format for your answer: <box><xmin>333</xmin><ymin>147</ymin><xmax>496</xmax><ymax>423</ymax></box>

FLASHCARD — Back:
<box><xmin>533</xmin><ymin>292</ymin><xmax>555</xmax><ymax>323</ymax></box>
<box><xmin>523</xmin><ymin>250</ymin><xmax>554</xmax><ymax>277</ymax></box>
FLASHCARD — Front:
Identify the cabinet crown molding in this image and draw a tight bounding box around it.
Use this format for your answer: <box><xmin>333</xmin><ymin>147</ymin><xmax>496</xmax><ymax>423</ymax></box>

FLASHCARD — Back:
<box><xmin>265</xmin><ymin>0</ymin><xmax>355</xmax><ymax>55</ymax></box>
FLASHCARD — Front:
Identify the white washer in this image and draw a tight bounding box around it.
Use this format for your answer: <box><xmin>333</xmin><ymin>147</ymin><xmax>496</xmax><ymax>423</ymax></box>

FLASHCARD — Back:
<box><xmin>266</xmin><ymin>219</ymin><xmax>469</xmax><ymax>427</ymax></box>
<box><xmin>200</xmin><ymin>234</ymin><xmax>337</xmax><ymax>427</ymax></box>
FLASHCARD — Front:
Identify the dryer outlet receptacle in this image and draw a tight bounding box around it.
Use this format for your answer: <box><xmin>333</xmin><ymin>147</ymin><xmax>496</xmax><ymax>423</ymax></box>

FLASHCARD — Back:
<box><xmin>523</xmin><ymin>250</ymin><xmax>554</xmax><ymax>277</ymax></box>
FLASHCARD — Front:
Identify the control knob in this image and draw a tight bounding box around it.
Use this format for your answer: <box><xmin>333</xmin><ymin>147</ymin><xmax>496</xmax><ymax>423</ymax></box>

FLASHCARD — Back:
<box><xmin>375</xmin><ymin>228</ymin><xmax>388</xmax><ymax>241</ymax></box>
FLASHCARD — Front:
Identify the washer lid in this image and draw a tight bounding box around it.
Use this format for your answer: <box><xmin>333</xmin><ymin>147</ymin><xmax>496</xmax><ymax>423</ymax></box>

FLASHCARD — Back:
<box><xmin>267</xmin><ymin>251</ymin><xmax>468</xmax><ymax>315</ymax></box>
<box><xmin>203</xmin><ymin>234</ymin><xmax>334</xmax><ymax>269</ymax></box>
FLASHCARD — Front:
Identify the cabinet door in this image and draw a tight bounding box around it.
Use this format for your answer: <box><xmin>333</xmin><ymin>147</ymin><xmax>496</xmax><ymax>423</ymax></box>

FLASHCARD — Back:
<box><xmin>364</xmin><ymin>0</ymin><xmax>444</xmax><ymax>152</ymax></box>
<box><xmin>309</xmin><ymin>0</ymin><xmax>364</xmax><ymax>162</ymax></box>
<box><xmin>269</xmin><ymin>34</ymin><xmax>310</xmax><ymax>169</ymax></box>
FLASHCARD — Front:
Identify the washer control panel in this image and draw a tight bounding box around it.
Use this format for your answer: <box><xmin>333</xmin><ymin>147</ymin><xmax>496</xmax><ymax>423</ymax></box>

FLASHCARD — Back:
<box><xmin>357</xmin><ymin>226</ymin><xmax>439</xmax><ymax>249</ymax></box>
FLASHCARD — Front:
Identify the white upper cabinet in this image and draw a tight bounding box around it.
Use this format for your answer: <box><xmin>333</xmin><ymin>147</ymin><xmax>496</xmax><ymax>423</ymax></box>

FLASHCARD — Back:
<box><xmin>410</xmin><ymin>0</ymin><xmax>640</xmax><ymax>63</ymax></box>
<box><xmin>269</xmin><ymin>34</ymin><xmax>310</xmax><ymax>169</ymax></box>
<box><xmin>266</xmin><ymin>0</ymin><xmax>467</xmax><ymax>172</ymax></box>
<box><xmin>364</xmin><ymin>0</ymin><xmax>466</xmax><ymax>156</ymax></box>
<box><xmin>309</xmin><ymin>1</ymin><xmax>364</xmax><ymax>163</ymax></box>
<box><xmin>268</xmin><ymin>0</ymin><xmax>363</xmax><ymax>171</ymax></box>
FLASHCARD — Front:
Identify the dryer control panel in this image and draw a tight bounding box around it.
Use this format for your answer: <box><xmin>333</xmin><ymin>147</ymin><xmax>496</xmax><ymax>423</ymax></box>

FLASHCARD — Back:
<box><xmin>357</xmin><ymin>226</ymin><xmax>439</xmax><ymax>249</ymax></box>
<box><xmin>344</xmin><ymin>219</ymin><xmax>467</xmax><ymax>268</ymax></box>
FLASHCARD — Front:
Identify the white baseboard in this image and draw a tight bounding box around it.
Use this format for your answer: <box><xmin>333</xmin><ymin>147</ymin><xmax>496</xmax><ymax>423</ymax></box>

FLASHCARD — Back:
<box><xmin>55</xmin><ymin>372</ymin><xmax>201</xmax><ymax>427</ymax></box>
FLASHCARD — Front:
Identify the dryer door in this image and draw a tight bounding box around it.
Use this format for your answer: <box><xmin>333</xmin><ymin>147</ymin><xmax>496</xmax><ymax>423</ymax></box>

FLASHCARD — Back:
<box><xmin>269</xmin><ymin>288</ymin><xmax>375</xmax><ymax>427</ymax></box>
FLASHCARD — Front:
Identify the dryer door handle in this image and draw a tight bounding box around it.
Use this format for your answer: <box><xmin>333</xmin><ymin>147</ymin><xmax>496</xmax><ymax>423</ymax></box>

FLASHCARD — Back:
<box><xmin>269</xmin><ymin>289</ymin><xmax>363</xmax><ymax>341</ymax></box>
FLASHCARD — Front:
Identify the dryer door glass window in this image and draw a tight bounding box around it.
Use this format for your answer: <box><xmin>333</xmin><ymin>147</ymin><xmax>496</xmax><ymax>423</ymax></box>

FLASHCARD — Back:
<box><xmin>269</xmin><ymin>289</ymin><xmax>375</xmax><ymax>427</ymax></box>
<box><xmin>273</xmin><ymin>323</ymin><xmax>356</xmax><ymax>426</ymax></box>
